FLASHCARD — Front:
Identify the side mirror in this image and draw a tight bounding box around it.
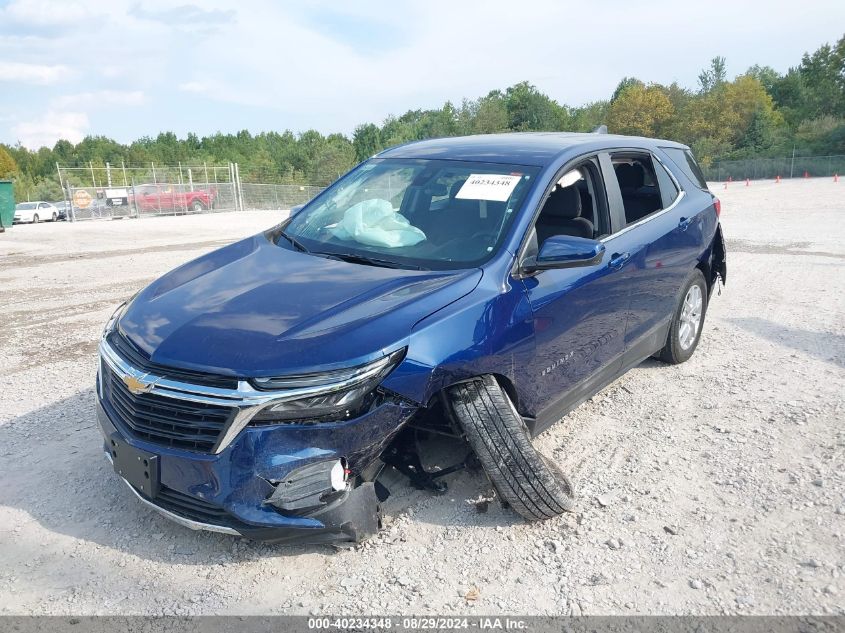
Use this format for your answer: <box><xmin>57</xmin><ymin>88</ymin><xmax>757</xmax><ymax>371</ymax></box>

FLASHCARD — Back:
<box><xmin>290</xmin><ymin>204</ymin><xmax>305</xmax><ymax>216</ymax></box>
<box><xmin>522</xmin><ymin>235</ymin><xmax>605</xmax><ymax>272</ymax></box>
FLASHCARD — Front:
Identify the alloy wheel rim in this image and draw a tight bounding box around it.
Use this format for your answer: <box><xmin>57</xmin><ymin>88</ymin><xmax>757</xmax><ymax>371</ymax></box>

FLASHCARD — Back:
<box><xmin>678</xmin><ymin>284</ymin><xmax>703</xmax><ymax>350</ymax></box>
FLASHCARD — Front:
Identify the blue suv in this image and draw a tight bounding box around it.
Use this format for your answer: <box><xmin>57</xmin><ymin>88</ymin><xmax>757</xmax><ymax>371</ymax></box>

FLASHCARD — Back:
<box><xmin>97</xmin><ymin>132</ymin><xmax>726</xmax><ymax>542</ymax></box>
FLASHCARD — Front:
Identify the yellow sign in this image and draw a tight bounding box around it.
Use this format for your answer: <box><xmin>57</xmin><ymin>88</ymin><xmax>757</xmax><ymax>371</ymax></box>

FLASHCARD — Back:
<box><xmin>73</xmin><ymin>189</ymin><xmax>92</xmax><ymax>208</ymax></box>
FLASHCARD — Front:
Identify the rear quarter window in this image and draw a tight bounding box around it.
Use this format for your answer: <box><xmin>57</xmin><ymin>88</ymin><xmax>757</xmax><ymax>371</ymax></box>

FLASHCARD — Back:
<box><xmin>661</xmin><ymin>147</ymin><xmax>709</xmax><ymax>190</ymax></box>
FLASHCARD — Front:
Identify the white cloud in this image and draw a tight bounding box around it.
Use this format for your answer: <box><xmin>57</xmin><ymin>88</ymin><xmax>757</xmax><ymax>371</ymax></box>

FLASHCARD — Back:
<box><xmin>13</xmin><ymin>111</ymin><xmax>89</xmax><ymax>149</ymax></box>
<box><xmin>0</xmin><ymin>61</ymin><xmax>70</xmax><ymax>85</ymax></box>
<box><xmin>178</xmin><ymin>81</ymin><xmax>209</xmax><ymax>94</ymax></box>
<box><xmin>1</xmin><ymin>0</ymin><xmax>845</xmax><ymax>145</ymax></box>
<box><xmin>101</xmin><ymin>66</ymin><xmax>127</xmax><ymax>79</ymax></box>
<box><xmin>194</xmin><ymin>0</ymin><xmax>845</xmax><ymax>135</ymax></box>
<box><xmin>178</xmin><ymin>79</ymin><xmax>267</xmax><ymax>107</ymax></box>
<box><xmin>54</xmin><ymin>90</ymin><xmax>146</xmax><ymax>108</ymax></box>
<box><xmin>0</xmin><ymin>0</ymin><xmax>91</xmax><ymax>26</ymax></box>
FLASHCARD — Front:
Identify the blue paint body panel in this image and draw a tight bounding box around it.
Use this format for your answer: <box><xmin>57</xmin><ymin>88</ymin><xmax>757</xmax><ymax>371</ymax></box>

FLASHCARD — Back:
<box><xmin>97</xmin><ymin>133</ymin><xmax>724</xmax><ymax>538</ymax></box>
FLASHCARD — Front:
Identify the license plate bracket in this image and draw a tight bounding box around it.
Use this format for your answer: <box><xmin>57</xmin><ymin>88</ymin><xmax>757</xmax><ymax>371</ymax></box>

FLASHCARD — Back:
<box><xmin>110</xmin><ymin>433</ymin><xmax>160</xmax><ymax>498</ymax></box>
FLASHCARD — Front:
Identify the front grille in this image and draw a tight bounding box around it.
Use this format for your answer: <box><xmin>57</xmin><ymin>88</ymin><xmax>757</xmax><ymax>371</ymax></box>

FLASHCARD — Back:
<box><xmin>153</xmin><ymin>486</ymin><xmax>238</xmax><ymax>526</ymax></box>
<box><xmin>108</xmin><ymin>331</ymin><xmax>239</xmax><ymax>389</ymax></box>
<box><xmin>103</xmin><ymin>364</ymin><xmax>233</xmax><ymax>452</ymax></box>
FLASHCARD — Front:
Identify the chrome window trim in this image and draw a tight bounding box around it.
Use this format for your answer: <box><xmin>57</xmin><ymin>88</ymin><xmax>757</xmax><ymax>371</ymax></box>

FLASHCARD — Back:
<box><xmin>653</xmin><ymin>149</ymin><xmax>684</xmax><ymax>194</ymax></box>
<box><xmin>98</xmin><ymin>339</ymin><xmax>392</xmax><ymax>454</ymax></box>
<box><xmin>600</xmin><ymin>190</ymin><xmax>686</xmax><ymax>244</ymax></box>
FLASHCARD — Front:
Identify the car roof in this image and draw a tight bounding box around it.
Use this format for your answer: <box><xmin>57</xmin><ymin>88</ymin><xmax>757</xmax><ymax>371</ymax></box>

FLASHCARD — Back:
<box><xmin>377</xmin><ymin>132</ymin><xmax>688</xmax><ymax>167</ymax></box>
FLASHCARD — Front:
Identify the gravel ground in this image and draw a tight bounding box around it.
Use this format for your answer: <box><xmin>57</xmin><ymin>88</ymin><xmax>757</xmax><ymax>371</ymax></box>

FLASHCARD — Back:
<box><xmin>0</xmin><ymin>179</ymin><xmax>843</xmax><ymax>616</ymax></box>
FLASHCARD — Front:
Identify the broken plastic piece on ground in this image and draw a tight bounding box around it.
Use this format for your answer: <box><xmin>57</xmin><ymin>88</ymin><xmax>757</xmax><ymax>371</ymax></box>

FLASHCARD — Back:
<box><xmin>330</xmin><ymin>198</ymin><xmax>426</xmax><ymax>248</ymax></box>
<box><xmin>466</xmin><ymin>492</ymin><xmax>495</xmax><ymax>513</ymax></box>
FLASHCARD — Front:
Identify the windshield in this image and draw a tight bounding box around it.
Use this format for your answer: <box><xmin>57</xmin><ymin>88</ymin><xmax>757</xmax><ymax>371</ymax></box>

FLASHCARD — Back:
<box><xmin>281</xmin><ymin>158</ymin><xmax>539</xmax><ymax>270</ymax></box>
<box><xmin>16</xmin><ymin>202</ymin><xmax>37</xmax><ymax>210</ymax></box>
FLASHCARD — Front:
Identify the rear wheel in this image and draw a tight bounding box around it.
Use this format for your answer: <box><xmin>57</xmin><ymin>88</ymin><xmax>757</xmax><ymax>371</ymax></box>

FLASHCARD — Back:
<box><xmin>447</xmin><ymin>376</ymin><xmax>574</xmax><ymax>521</ymax></box>
<box><xmin>191</xmin><ymin>200</ymin><xmax>205</xmax><ymax>212</ymax></box>
<box><xmin>32</xmin><ymin>214</ymin><xmax>39</xmax><ymax>224</ymax></box>
<box><xmin>51</xmin><ymin>212</ymin><xmax>57</xmax><ymax>222</ymax></box>
<box><xmin>656</xmin><ymin>268</ymin><xmax>707</xmax><ymax>364</ymax></box>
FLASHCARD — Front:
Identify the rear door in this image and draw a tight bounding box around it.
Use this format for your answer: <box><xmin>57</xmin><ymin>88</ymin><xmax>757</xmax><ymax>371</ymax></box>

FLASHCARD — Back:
<box><xmin>603</xmin><ymin>150</ymin><xmax>703</xmax><ymax>366</ymax></box>
<box><xmin>517</xmin><ymin>154</ymin><xmax>630</xmax><ymax>433</ymax></box>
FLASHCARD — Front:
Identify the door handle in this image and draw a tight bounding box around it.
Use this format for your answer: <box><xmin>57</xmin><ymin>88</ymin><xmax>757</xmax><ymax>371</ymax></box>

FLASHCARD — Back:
<box><xmin>609</xmin><ymin>252</ymin><xmax>630</xmax><ymax>269</ymax></box>
<box><xmin>678</xmin><ymin>217</ymin><xmax>690</xmax><ymax>231</ymax></box>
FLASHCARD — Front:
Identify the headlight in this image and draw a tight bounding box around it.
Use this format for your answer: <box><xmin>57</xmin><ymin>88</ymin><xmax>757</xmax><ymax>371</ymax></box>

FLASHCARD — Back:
<box><xmin>251</xmin><ymin>348</ymin><xmax>405</xmax><ymax>424</ymax></box>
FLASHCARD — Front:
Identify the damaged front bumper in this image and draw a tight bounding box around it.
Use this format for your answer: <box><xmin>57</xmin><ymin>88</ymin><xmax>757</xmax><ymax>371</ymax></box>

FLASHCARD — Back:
<box><xmin>96</xmin><ymin>397</ymin><xmax>417</xmax><ymax>543</ymax></box>
<box><xmin>113</xmin><ymin>461</ymin><xmax>381</xmax><ymax>543</ymax></box>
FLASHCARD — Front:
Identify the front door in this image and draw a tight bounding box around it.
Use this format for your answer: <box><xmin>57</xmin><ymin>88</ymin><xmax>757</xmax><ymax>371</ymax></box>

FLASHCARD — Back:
<box><xmin>516</xmin><ymin>154</ymin><xmax>631</xmax><ymax>434</ymax></box>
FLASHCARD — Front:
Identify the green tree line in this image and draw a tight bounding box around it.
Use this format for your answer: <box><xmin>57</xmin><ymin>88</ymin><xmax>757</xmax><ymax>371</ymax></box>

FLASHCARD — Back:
<box><xmin>1</xmin><ymin>34</ymin><xmax>842</xmax><ymax>202</ymax></box>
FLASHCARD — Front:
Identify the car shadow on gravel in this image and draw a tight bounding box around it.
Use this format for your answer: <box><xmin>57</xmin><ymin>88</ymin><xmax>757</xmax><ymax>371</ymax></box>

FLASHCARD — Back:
<box><xmin>0</xmin><ymin>389</ymin><xmax>510</xmax><ymax>562</ymax></box>
<box><xmin>729</xmin><ymin>317</ymin><xmax>844</xmax><ymax>368</ymax></box>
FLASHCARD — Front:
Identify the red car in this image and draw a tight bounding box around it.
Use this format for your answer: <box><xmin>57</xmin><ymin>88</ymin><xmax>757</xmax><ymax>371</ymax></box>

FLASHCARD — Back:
<box><xmin>131</xmin><ymin>184</ymin><xmax>217</xmax><ymax>213</ymax></box>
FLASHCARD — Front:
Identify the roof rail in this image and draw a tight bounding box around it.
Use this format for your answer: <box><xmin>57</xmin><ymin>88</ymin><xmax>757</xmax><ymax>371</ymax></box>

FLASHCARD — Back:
<box><xmin>592</xmin><ymin>125</ymin><xmax>608</xmax><ymax>134</ymax></box>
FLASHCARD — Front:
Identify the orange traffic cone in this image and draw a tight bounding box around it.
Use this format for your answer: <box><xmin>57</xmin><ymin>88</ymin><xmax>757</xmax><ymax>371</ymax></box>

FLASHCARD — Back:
<box><xmin>804</xmin><ymin>170</ymin><xmax>809</xmax><ymax>179</ymax></box>
<box><xmin>835</xmin><ymin>173</ymin><xmax>839</xmax><ymax>183</ymax></box>
<box><xmin>745</xmin><ymin>178</ymin><xmax>750</xmax><ymax>187</ymax></box>
<box><xmin>776</xmin><ymin>175</ymin><xmax>781</xmax><ymax>184</ymax></box>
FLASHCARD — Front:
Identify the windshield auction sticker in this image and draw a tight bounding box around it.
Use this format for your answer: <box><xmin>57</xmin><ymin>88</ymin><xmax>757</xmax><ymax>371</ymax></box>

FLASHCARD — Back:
<box><xmin>455</xmin><ymin>174</ymin><xmax>522</xmax><ymax>202</ymax></box>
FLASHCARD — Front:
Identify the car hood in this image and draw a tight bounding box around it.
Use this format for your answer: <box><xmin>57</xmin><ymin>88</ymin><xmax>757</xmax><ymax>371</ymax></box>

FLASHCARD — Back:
<box><xmin>118</xmin><ymin>232</ymin><xmax>482</xmax><ymax>376</ymax></box>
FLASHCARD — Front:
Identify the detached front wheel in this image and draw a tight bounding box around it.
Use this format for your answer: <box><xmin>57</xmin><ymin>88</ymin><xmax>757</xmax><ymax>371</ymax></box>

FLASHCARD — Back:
<box><xmin>447</xmin><ymin>376</ymin><xmax>574</xmax><ymax>521</ymax></box>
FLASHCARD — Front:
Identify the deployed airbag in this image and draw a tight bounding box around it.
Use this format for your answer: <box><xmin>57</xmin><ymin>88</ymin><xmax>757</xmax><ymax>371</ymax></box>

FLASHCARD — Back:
<box><xmin>330</xmin><ymin>199</ymin><xmax>426</xmax><ymax>248</ymax></box>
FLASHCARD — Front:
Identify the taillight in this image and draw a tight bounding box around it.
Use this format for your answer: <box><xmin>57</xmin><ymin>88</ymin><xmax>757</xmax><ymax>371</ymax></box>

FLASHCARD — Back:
<box><xmin>713</xmin><ymin>197</ymin><xmax>721</xmax><ymax>218</ymax></box>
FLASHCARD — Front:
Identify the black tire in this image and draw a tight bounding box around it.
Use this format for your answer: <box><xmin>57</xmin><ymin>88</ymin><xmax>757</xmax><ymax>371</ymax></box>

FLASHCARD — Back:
<box><xmin>447</xmin><ymin>375</ymin><xmax>574</xmax><ymax>521</ymax></box>
<box><xmin>191</xmin><ymin>200</ymin><xmax>205</xmax><ymax>212</ymax></box>
<box><xmin>51</xmin><ymin>212</ymin><xmax>57</xmax><ymax>222</ymax></box>
<box><xmin>32</xmin><ymin>214</ymin><xmax>39</xmax><ymax>224</ymax></box>
<box><xmin>655</xmin><ymin>268</ymin><xmax>708</xmax><ymax>365</ymax></box>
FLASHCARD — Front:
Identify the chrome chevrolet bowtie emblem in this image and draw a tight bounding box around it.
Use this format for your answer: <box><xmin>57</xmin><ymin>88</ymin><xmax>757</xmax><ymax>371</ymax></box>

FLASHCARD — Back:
<box><xmin>123</xmin><ymin>374</ymin><xmax>156</xmax><ymax>395</ymax></box>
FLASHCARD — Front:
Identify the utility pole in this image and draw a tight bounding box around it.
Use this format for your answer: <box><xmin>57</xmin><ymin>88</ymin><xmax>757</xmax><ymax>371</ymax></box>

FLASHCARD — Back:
<box><xmin>235</xmin><ymin>163</ymin><xmax>244</xmax><ymax>212</ymax></box>
<box><xmin>790</xmin><ymin>146</ymin><xmax>796</xmax><ymax>179</ymax></box>
<box><xmin>56</xmin><ymin>162</ymin><xmax>73</xmax><ymax>222</ymax></box>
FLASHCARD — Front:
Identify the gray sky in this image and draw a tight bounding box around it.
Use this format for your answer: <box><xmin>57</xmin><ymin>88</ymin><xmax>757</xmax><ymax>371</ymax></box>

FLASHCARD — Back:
<box><xmin>1</xmin><ymin>0</ymin><xmax>843</xmax><ymax>149</ymax></box>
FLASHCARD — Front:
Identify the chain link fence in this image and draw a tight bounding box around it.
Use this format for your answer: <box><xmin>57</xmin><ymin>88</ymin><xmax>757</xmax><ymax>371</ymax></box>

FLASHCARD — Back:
<box><xmin>57</xmin><ymin>162</ymin><xmax>324</xmax><ymax>221</ymax></box>
<box><xmin>703</xmin><ymin>155</ymin><xmax>845</xmax><ymax>182</ymax></box>
<box><xmin>65</xmin><ymin>182</ymin><xmax>241</xmax><ymax>221</ymax></box>
<box><xmin>240</xmin><ymin>184</ymin><xmax>324</xmax><ymax>211</ymax></box>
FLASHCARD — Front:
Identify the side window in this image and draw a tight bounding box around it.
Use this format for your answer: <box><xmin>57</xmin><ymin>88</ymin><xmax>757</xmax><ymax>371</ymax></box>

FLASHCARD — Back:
<box><xmin>532</xmin><ymin>158</ymin><xmax>610</xmax><ymax>250</ymax></box>
<box><xmin>661</xmin><ymin>147</ymin><xmax>708</xmax><ymax>190</ymax></box>
<box><xmin>610</xmin><ymin>153</ymin><xmax>667</xmax><ymax>226</ymax></box>
<box><xmin>653</xmin><ymin>158</ymin><xmax>680</xmax><ymax>208</ymax></box>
